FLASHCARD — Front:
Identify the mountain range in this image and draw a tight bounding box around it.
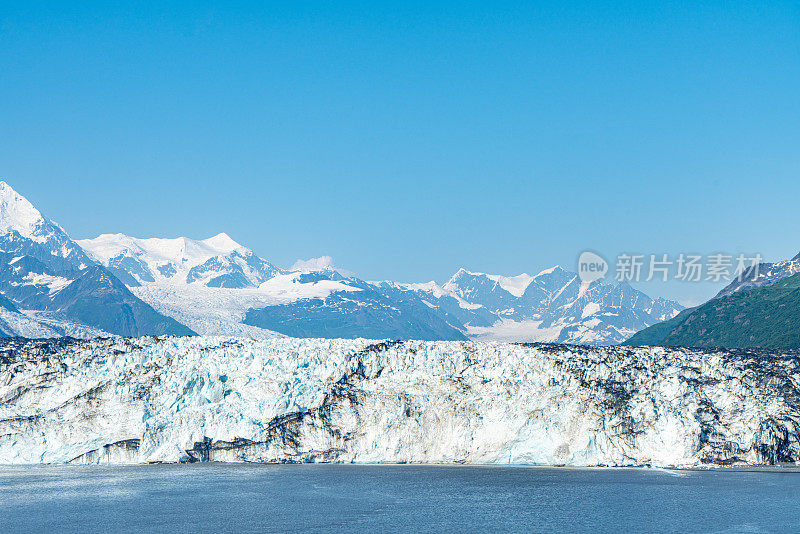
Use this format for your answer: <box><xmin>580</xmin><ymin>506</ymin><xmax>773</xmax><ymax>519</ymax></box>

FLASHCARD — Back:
<box><xmin>1</xmin><ymin>181</ymin><xmax>682</xmax><ymax>343</ymax></box>
<box><xmin>0</xmin><ymin>182</ymin><xmax>194</xmax><ymax>338</ymax></box>
<box><xmin>626</xmin><ymin>253</ymin><xmax>800</xmax><ymax>349</ymax></box>
<box><xmin>77</xmin><ymin>233</ymin><xmax>683</xmax><ymax>343</ymax></box>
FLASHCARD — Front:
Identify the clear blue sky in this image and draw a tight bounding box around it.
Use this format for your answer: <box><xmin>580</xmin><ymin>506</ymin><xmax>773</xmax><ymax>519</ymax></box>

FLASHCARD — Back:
<box><xmin>2</xmin><ymin>1</ymin><xmax>799</xmax><ymax>304</ymax></box>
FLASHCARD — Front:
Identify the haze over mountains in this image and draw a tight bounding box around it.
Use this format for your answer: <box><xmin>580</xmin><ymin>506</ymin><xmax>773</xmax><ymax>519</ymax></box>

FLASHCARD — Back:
<box><xmin>1</xmin><ymin>181</ymin><xmax>682</xmax><ymax>343</ymax></box>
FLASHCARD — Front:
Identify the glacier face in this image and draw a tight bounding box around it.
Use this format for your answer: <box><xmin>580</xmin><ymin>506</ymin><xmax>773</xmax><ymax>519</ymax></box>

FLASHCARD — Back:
<box><xmin>1</xmin><ymin>337</ymin><xmax>799</xmax><ymax>467</ymax></box>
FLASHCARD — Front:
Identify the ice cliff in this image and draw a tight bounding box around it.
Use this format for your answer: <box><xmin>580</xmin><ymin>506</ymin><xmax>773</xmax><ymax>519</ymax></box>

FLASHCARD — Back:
<box><xmin>1</xmin><ymin>337</ymin><xmax>799</xmax><ymax>467</ymax></box>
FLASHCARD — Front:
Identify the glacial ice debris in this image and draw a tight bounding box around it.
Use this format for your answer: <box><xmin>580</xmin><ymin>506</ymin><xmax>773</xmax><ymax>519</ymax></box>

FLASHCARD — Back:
<box><xmin>1</xmin><ymin>336</ymin><xmax>800</xmax><ymax>467</ymax></box>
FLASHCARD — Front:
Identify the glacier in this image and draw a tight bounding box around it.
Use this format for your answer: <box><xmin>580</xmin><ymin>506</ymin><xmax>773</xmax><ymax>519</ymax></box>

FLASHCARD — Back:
<box><xmin>1</xmin><ymin>336</ymin><xmax>799</xmax><ymax>467</ymax></box>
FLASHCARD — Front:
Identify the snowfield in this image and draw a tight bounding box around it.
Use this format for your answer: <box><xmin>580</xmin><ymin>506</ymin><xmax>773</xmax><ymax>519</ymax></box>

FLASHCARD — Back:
<box><xmin>1</xmin><ymin>337</ymin><xmax>798</xmax><ymax>467</ymax></box>
<box><xmin>129</xmin><ymin>274</ymin><xmax>360</xmax><ymax>338</ymax></box>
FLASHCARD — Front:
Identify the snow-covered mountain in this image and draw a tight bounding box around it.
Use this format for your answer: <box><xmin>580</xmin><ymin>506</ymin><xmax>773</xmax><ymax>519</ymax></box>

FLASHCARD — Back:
<box><xmin>0</xmin><ymin>182</ymin><xmax>194</xmax><ymax>338</ymax></box>
<box><xmin>437</xmin><ymin>266</ymin><xmax>682</xmax><ymax>344</ymax></box>
<box><xmin>77</xmin><ymin>234</ymin><xmax>470</xmax><ymax>340</ymax></box>
<box><xmin>0</xmin><ymin>181</ymin><xmax>679</xmax><ymax>343</ymax></box>
<box><xmin>715</xmin><ymin>252</ymin><xmax>800</xmax><ymax>298</ymax></box>
<box><xmin>78</xmin><ymin>231</ymin><xmax>682</xmax><ymax>344</ymax></box>
<box><xmin>2</xmin><ymin>336</ymin><xmax>798</xmax><ymax>467</ymax></box>
<box><xmin>78</xmin><ymin>233</ymin><xmax>280</xmax><ymax>289</ymax></box>
<box><xmin>626</xmin><ymin>251</ymin><xmax>800</xmax><ymax>349</ymax></box>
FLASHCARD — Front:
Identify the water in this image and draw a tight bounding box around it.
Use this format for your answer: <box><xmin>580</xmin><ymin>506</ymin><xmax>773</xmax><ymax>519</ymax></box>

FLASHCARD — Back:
<box><xmin>1</xmin><ymin>464</ymin><xmax>799</xmax><ymax>533</ymax></box>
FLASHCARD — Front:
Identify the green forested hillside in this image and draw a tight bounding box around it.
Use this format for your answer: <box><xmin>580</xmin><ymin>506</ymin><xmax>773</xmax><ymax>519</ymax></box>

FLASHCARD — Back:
<box><xmin>625</xmin><ymin>273</ymin><xmax>800</xmax><ymax>349</ymax></box>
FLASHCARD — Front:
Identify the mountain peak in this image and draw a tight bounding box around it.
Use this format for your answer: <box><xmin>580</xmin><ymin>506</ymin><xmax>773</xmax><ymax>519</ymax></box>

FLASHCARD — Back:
<box><xmin>534</xmin><ymin>265</ymin><xmax>566</xmax><ymax>277</ymax></box>
<box><xmin>443</xmin><ymin>268</ymin><xmax>482</xmax><ymax>290</ymax></box>
<box><xmin>443</xmin><ymin>268</ymin><xmax>534</xmax><ymax>298</ymax></box>
<box><xmin>80</xmin><ymin>233</ymin><xmax>251</xmax><ymax>267</ymax></box>
<box><xmin>202</xmin><ymin>232</ymin><xmax>244</xmax><ymax>254</ymax></box>
<box><xmin>449</xmin><ymin>267</ymin><xmax>485</xmax><ymax>279</ymax></box>
<box><xmin>0</xmin><ymin>181</ymin><xmax>47</xmax><ymax>241</ymax></box>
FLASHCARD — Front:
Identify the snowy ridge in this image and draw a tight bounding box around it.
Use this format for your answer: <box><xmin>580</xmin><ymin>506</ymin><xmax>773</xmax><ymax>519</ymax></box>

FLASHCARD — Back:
<box><xmin>79</xmin><ymin>233</ymin><xmax>468</xmax><ymax>340</ymax></box>
<box><xmin>0</xmin><ymin>182</ymin><xmax>49</xmax><ymax>243</ymax></box>
<box><xmin>372</xmin><ymin>280</ymin><xmax>448</xmax><ymax>299</ymax></box>
<box><xmin>443</xmin><ymin>268</ymin><xmax>533</xmax><ymax>298</ymax></box>
<box><xmin>0</xmin><ymin>181</ymin><xmax>90</xmax><ymax>268</ymax></box>
<box><xmin>79</xmin><ymin>233</ymin><xmax>247</xmax><ymax>277</ymax></box>
<box><xmin>0</xmin><ymin>182</ymin><xmax>193</xmax><ymax>338</ymax></box>
<box><xmin>1</xmin><ymin>337</ymin><xmax>798</xmax><ymax>467</ymax></box>
<box><xmin>490</xmin><ymin>272</ymin><xmax>535</xmax><ymax>297</ymax></box>
<box><xmin>440</xmin><ymin>266</ymin><xmax>682</xmax><ymax>344</ymax></box>
<box><xmin>78</xmin><ymin>232</ymin><xmax>278</xmax><ymax>288</ymax></box>
<box><xmin>715</xmin><ymin>253</ymin><xmax>800</xmax><ymax>298</ymax></box>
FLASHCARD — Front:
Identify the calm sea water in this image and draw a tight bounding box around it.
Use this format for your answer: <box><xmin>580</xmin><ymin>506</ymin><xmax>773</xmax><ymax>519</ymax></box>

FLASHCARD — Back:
<box><xmin>1</xmin><ymin>464</ymin><xmax>799</xmax><ymax>533</ymax></box>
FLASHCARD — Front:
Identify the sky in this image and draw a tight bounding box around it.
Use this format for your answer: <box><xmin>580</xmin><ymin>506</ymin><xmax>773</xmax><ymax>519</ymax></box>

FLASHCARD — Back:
<box><xmin>2</xmin><ymin>1</ymin><xmax>799</xmax><ymax>305</ymax></box>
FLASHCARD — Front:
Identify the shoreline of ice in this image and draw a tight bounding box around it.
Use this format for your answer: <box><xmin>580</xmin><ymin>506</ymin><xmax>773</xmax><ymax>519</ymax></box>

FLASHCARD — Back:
<box><xmin>2</xmin><ymin>336</ymin><xmax>799</xmax><ymax>467</ymax></box>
